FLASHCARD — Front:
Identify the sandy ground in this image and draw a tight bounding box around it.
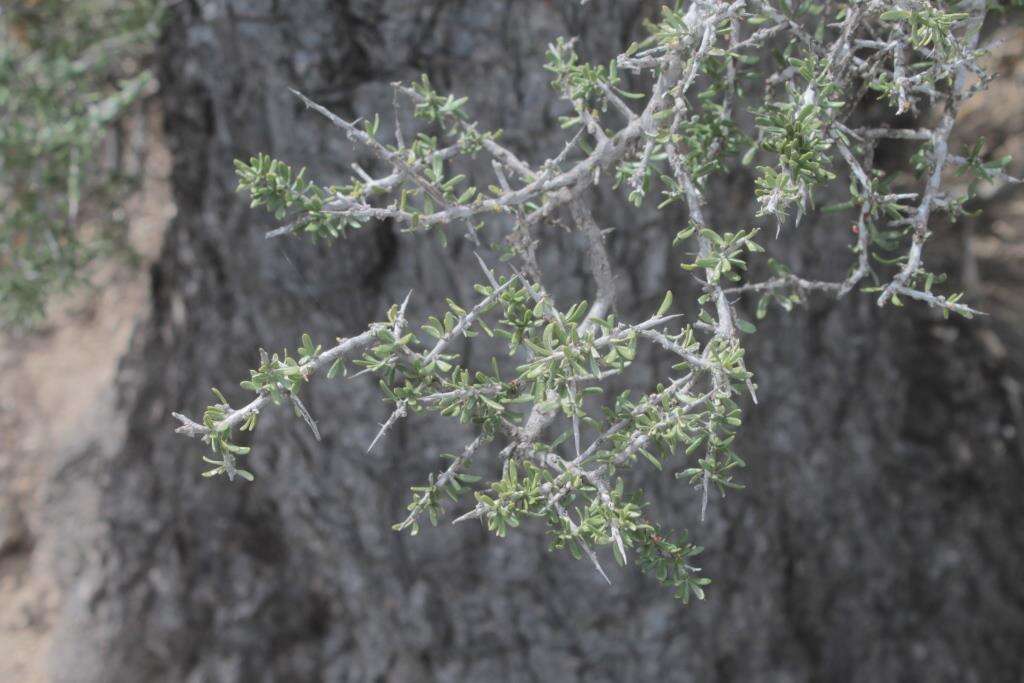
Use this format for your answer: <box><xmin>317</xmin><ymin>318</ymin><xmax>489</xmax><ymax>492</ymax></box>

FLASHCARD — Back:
<box><xmin>0</xmin><ymin>108</ymin><xmax>173</xmax><ymax>682</ymax></box>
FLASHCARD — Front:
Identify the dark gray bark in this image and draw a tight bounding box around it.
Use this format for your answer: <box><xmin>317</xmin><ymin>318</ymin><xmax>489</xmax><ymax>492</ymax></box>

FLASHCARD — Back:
<box><xmin>51</xmin><ymin>2</ymin><xmax>1024</xmax><ymax>681</ymax></box>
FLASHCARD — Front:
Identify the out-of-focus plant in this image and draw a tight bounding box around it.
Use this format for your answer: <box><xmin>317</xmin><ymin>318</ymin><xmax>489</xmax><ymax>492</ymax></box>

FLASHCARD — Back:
<box><xmin>0</xmin><ymin>0</ymin><xmax>161</xmax><ymax>326</ymax></box>
<box><xmin>174</xmin><ymin>0</ymin><xmax>1021</xmax><ymax>602</ymax></box>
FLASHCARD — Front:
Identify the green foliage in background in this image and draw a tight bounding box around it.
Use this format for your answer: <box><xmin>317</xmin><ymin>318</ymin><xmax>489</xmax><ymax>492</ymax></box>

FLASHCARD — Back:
<box><xmin>0</xmin><ymin>0</ymin><xmax>160</xmax><ymax>326</ymax></box>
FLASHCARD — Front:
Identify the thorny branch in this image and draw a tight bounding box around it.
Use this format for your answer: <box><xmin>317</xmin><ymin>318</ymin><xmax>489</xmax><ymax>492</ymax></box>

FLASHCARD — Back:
<box><xmin>175</xmin><ymin>0</ymin><xmax>1007</xmax><ymax>601</ymax></box>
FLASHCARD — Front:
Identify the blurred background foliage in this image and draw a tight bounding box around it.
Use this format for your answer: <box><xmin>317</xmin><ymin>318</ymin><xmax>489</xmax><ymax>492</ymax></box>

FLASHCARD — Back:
<box><xmin>0</xmin><ymin>0</ymin><xmax>160</xmax><ymax>326</ymax></box>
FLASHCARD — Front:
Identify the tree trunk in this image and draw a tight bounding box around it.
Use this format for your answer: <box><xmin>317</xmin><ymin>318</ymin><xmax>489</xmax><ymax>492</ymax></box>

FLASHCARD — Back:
<box><xmin>47</xmin><ymin>2</ymin><xmax>1024</xmax><ymax>681</ymax></box>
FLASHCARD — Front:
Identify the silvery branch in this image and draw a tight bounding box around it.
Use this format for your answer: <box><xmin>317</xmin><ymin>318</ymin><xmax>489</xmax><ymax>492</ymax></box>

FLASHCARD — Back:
<box><xmin>175</xmin><ymin>0</ymin><xmax>1007</xmax><ymax>602</ymax></box>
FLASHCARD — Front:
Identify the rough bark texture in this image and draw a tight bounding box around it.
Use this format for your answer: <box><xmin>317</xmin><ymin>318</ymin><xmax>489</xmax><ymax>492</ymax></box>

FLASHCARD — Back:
<box><xmin>43</xmin><ymin>2</ymin><xmax>1024</xmax><ymax>681</ymax></box>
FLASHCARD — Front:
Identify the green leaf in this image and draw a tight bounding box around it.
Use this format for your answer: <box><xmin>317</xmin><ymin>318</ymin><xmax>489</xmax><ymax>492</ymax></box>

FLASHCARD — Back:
<box><xmin>879</xmin><ymin>9</ymin><xmax>910</xmax><ymax>21</ymax></box>
<box><xmin>735</xmin><ymin>319</ymin><xmax>757</xmax><ymax>334</ymax></box>
<box><xmin>657</xmin><ymin>290</ymin><xmax>673</xmax><ymax>317</ymax></box>
<box><xmin>641</xmin><ymin>449</ymin><xmax>663</xmax><ymax>471</ymax></box>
